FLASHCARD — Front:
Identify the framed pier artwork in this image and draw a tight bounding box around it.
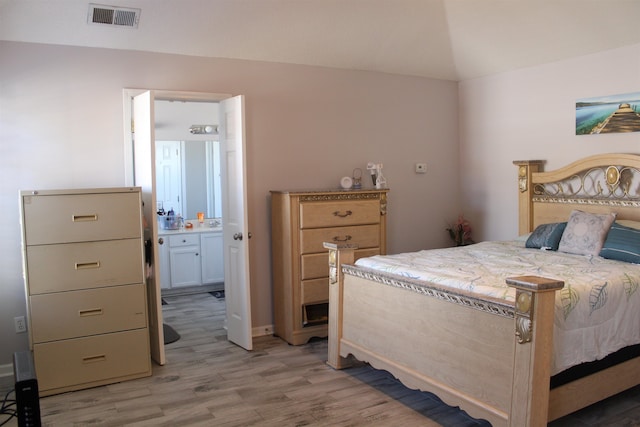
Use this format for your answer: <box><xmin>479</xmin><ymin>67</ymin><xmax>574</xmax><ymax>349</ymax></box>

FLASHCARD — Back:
<box><xmin>576</xmin><ymin>91</ymin><xmax>640</xmax><ymax>135</ymax></box>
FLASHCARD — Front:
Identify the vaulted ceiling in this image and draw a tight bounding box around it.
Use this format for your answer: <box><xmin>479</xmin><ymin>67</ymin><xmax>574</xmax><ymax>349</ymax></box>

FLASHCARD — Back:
<box><xmin>1</xmin><ymin>0</ymin><xmax>639</xmax><ymax>81</ymax></box>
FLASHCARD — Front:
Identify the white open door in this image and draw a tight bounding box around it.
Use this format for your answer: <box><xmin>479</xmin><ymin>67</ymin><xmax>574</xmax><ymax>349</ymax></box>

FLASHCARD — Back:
<box><xmin>219</xmin><ymin>95</ymin><xmax>253</xmax><ymax>350</ymax></box>
<box><xmin>133</xmin><ymin>90</ymin><xmax>166</xmax><ymax>365</ymax></box>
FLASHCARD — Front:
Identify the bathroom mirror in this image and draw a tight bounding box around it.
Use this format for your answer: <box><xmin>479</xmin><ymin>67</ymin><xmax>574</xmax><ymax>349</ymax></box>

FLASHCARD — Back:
<box><xmin>154</xmin><ymin>100</ymin><xmax>221</xmax><ymax>220</ymax></box>
<box><xmin>155</xmin><ymin>140</ymin><xmax>221</xmax><ymax>219</ymax></box>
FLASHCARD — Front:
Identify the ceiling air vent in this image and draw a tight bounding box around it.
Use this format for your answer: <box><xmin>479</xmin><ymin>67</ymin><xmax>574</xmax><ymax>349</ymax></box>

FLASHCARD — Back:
<box><xmin>88</xmin><ymin>4</ymin><xmax>140</xmax><ymax>28</ymax></box>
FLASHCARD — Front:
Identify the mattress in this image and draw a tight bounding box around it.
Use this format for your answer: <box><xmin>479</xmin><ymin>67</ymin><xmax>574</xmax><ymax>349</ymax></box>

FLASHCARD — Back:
<box><xmin>355</xmin><ymin>240</ymin><xmax>640</xmax><ymax>374</ymax></box>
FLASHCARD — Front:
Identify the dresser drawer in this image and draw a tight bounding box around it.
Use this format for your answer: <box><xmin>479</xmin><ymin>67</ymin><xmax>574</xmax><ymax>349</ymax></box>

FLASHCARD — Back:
<box><xmin>169</xmin><ymin>233</ymin><xmax>200</xmax><ymax>247</ymax></box>
<box><xmin>26</xmin><ymin>239</ymin><xmax>144</xmax><ymax>294</ymax></box>
<box><xmin>299</xmin><ymin>199</ymin><xmax>381</xmax><ymax>229</ymax></box>
<box><xmin>29</xmin><ymin>283</ymin><xmax>147</xmax><ymax>343</ymax></box>
<box><xmin>33</xmin><ymin>328</ymin><xmax>151</xmax><ymax>394</ymax></box>
<box><xmin>22</xmin><ymin>191</ymin><xmax>142</xmax><ymax>245</ymax></box>
<box><xmin>301</xmin><ymin>248</ymin><xmax>380</xmax><ymax>280</ymax></box>
<box><xmin>301</xmin><ymin>278</ymin><xmax>329</xmax><ymax>304</ymax></box>
<box><xmin>300</xmin><ymin>224</ymin><xmax>380</xmax><ymax>254</ymax></box>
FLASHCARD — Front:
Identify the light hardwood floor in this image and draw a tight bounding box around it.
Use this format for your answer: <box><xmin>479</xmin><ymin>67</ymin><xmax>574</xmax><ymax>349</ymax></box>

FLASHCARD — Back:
<box><xmin>2</xmin><ymin>293</ymin><xmax>639</xmax><ymax>426</ymax></box>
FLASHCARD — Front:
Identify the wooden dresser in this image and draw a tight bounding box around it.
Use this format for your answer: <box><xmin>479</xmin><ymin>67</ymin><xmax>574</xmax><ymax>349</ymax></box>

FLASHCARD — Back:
<box><xmin>20</xmin><ymin>187</ymin><xmax>152</xmax><ymax>396</ymax></box>
<box><xmin>270</xmin><ymin>189</ymin><xmax>388</xmax><ymax>345</ymax></box>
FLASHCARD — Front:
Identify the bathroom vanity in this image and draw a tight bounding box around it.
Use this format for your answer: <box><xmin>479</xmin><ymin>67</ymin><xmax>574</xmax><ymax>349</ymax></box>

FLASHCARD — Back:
<box><xmin>157</xmin><ymin>225</ymin><xmax>224</xmax><ymax>290</ymax></box>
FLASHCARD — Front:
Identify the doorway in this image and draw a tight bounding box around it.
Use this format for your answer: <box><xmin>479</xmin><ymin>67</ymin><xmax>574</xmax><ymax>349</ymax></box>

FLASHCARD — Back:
<box><xmin>123</xmin><ymin>89</ymin><xmax>253</xmax><ymax>363</ymax></box>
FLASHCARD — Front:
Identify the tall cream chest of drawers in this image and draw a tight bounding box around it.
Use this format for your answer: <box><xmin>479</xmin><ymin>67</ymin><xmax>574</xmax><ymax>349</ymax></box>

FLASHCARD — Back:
<box><xmin>271</xmin><ymin>189</ymin><xmax>388</xmax><ymax>345</ymax></box>
<box><xmin>19</xmin><ymin>187</ymin><xmax>152</xmax><ymax>396</ymax></box>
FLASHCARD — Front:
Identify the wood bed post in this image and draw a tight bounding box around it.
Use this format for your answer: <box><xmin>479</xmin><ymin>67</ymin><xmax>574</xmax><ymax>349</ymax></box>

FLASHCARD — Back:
<box><xmin>512</xmin><ymin>160</ymin><xmax>544</xmax><ymax>235</ymax></box>
<box><xmin>324</xmin><ymin>242</ymin><xmax>358</xmax><ymax>369</ymax></box>
<box><xmin>506</xmin><ymin>276</ymin><xmax>564</xmax><ymax>427</ymax></box>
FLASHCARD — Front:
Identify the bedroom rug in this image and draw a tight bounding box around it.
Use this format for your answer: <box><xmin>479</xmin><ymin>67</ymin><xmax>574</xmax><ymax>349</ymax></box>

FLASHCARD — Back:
<box><xmin>209</xmin><ymin>290</ymin><xmax>225</xmax><ymax>300</ymax></box>
<box><xmin>163</xmin><ymin>323</ymin><xmax>180</xmax><ymax>344</ymax></box>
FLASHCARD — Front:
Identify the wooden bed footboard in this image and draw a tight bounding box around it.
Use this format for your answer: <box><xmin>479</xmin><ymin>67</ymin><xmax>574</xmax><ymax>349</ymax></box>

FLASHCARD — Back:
<box><xmin>324</xmin><ymin>242</ymin><xmax>563</xmax><ymax>427</ymax></box>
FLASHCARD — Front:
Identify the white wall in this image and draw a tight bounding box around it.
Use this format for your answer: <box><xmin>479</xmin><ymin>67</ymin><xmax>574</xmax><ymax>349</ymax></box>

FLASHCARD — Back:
<box><xmin>0</xmin><ymin>41</ymin><xmax>459</xmax><ymax>366</ymax></box>
<box><xmin>459</xmin><ymin>43</ymin><xmax>640</xmax><ymax>242</ymax></box>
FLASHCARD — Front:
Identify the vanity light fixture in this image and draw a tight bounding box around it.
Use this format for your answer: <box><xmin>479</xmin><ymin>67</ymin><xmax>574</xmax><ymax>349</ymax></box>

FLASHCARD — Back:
<box><xmin>189</xmin><ymin>125</ymin><xmax>218</xmax><ymax>135</ymax></box>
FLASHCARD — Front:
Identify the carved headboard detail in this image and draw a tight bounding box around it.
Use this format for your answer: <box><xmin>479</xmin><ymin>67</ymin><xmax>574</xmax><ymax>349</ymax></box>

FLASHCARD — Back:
<box><xmin>514</xmin><ymin>153</ymin><xmax>640</xmax><ymax>234</ymax></box>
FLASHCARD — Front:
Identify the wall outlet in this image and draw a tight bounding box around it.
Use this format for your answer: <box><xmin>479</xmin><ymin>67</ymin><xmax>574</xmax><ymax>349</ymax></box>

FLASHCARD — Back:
<box><xmin>415</xmin><ymin>163</ymin><xmax>427</xmax><ymax>173</ymax></box>
<box><xmin>14</xmin><ymin>316</ymin><xmax>27</xmax><ymax>333</ymax></box>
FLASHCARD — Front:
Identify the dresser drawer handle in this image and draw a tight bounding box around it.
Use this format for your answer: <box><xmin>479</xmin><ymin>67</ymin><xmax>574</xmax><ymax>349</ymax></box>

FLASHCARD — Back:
<box><xmin>333</xmin><ymin>235</ymin><xmax>352</xmax><ymax>242</ymax></box>
<box><xmin>75</xmin><ymin>261</ymin><xmax>101</xmax><ymax>270</ymax></box>
<box><xmin>79</xmin><ymin>308</ymin><xmax>103</xmax><ymax>317</ymax></box>
<box><xmin>333</xmin><ymin>210</ymin><xmax>353</xmax><ymax>218</ymax></box>
<box><xmin>82</xmin><ymin>354</ymin><xmax>107</xmax><ymax>364</ymax></box>
<box><xmin>72</xmin><ymin>214</ymin><xmax>98</xmax><ymax>222</ymax></box>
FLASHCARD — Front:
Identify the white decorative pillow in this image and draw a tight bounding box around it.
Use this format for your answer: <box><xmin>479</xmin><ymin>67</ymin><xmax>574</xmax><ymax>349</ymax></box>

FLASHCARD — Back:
<box><xmin>558</xmin><ymin>210</ymin><xmax>616</xmax><ymax>256</ymax></box>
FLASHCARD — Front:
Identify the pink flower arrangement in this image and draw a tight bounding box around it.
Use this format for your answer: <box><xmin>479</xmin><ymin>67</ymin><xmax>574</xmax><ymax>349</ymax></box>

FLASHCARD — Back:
<box><xmin>447</xmin><ymin>215</ymin><xmax>473</xmax><ymax>246</ymax></box>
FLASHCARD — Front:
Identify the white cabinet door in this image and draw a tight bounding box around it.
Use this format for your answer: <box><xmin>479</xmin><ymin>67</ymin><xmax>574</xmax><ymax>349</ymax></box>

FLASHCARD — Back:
<box><xmin>169</xmin><ymin>246</ymin><xmax>202</xmax><ymax>287</ymax></box>
<box><xmin>201</xmin><ymin>232</ymin><xmax>224</xmax><ymax>284</ymax></box>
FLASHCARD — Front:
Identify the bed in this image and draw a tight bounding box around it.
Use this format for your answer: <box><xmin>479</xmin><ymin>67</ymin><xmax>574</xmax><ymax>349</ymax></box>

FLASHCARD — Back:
<box><xmin>324</xmin><ymin>153</ymin><xmax>640</xmax><ymax>426</ymax></box>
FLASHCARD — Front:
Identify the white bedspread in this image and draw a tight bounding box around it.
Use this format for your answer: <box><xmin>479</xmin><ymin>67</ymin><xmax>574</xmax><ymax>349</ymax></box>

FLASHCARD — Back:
<box><xmin>355</xmin><ymin>240</ymin><xmax>640</xmax><ymax>374</ymax></box>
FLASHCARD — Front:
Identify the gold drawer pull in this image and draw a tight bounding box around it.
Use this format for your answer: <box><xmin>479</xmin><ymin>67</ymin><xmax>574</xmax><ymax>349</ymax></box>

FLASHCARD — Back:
<box><xmin>333</xmin><ymin>210</ymin><xmax>352</xmax><ymax>218</ymax></box>
<box><xmin>75</xmin><ymin>261</ymin><xmax>101</xmax><ymax>270</ymax></box>
<box><xmin>79</xmin><ymin>308</ymin><xmax>103</xmax><ymax>317</ymax></box>
<box><xmin>333</xmin><ymin>235</ymin><xmax>352</xmax><ymax>242</ymax></box>
<box><xmin>82</xmin><ymin>354</ymin><xmax>107</xmax><ymax>364</ymax></box>
<box><xmin>72</xmin><ymin>214</ymin><xmax>98</xmax><ymax>222</ymax></box>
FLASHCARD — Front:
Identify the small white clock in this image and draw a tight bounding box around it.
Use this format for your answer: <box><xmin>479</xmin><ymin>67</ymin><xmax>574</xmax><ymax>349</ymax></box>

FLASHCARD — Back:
<box><xmin>340</xmin><ymin>176</ymin><xmax>353</xmax><ymax>189</ymax></box>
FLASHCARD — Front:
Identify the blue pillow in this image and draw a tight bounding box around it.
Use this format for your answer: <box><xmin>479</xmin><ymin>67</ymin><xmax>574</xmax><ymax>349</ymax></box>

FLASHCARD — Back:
<box><xmin>525</xmin><ymin>222</ymin><xmax>567</xmax><ymax>250</ymax></box>
<box><xmin>599</xmin><ymin>223</ymin><xmax>640</xmax><ymax>264</ymax></box>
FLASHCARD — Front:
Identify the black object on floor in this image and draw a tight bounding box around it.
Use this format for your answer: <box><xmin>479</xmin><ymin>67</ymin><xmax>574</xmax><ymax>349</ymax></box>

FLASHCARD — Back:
<box><xmin>209</xmin><ymin>290</ymin><xmax>225</xmax><ymax>300</ymax></box>
<box><xmin>163</xmin><ymin>324</ymin><xmax>180</xmax><ymax>344</ymax></box>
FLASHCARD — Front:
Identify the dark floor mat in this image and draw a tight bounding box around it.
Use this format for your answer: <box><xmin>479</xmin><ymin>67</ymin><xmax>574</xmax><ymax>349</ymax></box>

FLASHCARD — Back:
<box><xmin>163</xmin><ymin>323</ymin><xmax>180</xmax><ymax>344</ymax></box>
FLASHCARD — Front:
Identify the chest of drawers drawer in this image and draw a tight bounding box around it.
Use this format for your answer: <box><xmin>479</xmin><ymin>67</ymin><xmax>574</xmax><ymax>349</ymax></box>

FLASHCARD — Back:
<box><xmin>299</xmin><ymin>199</ymin><xmax>381</xmax><ymax>228</ymax></box>
<box><xmin>26</xmin><ymin>238</ymin><xmax>144</xmax><ymax>294</ymax></box>
<box><xmin>301</xmin><ymin>248</ymin><xmax>380</xmax><ymax>280</ymax></box>
<box><xmin>21</xmin><ymin>191</ymin><xmax>142</xmax><ymax>245</ymax></box>
<box><xmin>300</xmin><ymin>224</ymin><xmax>380</xmax><ymax>254</ymax></box>
<box><xmin>33</xmin><ymin>328</ymin><xmax>151</xmax><ymax>395</ymax></box>
<box><xmin>29</xmin><ymin>283</ymin><xmax>147</xmax><ymax>343</ymax></box>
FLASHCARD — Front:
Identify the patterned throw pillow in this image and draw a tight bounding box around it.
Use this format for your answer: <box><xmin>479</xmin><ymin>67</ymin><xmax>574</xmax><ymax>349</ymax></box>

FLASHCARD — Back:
<box><xmin>525</xmin><ymin>222</ymin><xmax>567</xmax><ymax>250</ymax></box>
<box><xmin>558</xmin><ymin>210</ymin><xmax>616</xmax><ymax>256</ymax></box>
<box><xmin>599</xmin><ymin>223</ymin><xmax>640</xmax><ymax>264</ymax></box>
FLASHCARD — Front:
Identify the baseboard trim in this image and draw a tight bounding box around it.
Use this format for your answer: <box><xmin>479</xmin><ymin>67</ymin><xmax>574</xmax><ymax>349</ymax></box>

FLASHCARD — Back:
<box><xmin>253</xmin><ymin>324</ymin><xmax>274</xmax><ymax>337</ymax></box>
<box><xmin>0</xmin><ymin>363</ymin><xmax>13</xmax><ymax>378</ymax></box>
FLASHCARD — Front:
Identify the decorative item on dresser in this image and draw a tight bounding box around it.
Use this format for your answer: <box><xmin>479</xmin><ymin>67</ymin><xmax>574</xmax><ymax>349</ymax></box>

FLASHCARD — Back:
<box><xmin>19</xmin><ymin>187</ymin><xmax>152</xmax><ymax>396</ymax></box>
<box><xmin>270</xmin><ymin>189</ymin><xmax>388</xmax><ymax>345</ymax></box>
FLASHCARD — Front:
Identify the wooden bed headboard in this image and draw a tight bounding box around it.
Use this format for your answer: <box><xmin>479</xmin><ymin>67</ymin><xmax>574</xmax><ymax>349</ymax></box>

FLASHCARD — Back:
<box><xmin>514</xmin><ymin>153</ymin><xmax>640</xmax><ymax>234</ymax></box>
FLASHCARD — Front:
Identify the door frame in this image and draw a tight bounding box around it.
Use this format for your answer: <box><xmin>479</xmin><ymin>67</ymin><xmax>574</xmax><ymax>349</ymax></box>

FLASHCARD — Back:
<box><xmin>122</xmin><ymin>89</ymin><xmax>253</xmax><ymax>350</ymax></box>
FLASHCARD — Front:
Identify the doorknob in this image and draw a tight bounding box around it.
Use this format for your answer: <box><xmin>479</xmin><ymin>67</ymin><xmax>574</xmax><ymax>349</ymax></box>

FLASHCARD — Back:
<box><xmin>158</xmin><ymin>237</ymin><xmax>164</xmax><ymax>245</ymax></box>
<box><xmin>233</xmin><ymin>232</ymin><xmax>243</xmax><ymax>241</ymax></box>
